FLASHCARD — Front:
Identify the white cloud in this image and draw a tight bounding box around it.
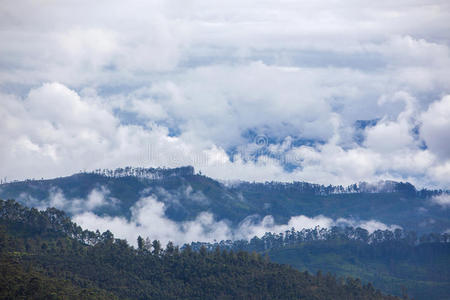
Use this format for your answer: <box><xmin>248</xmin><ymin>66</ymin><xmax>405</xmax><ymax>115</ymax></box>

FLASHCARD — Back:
<box><xmin>335</xmin><ymin>218</ymin><xmax>401</xmax><ymax>233</ymax></box>
<box><xmin>18</xmin><ymin>186</ymin><xmax>117</xmax><ymax>214</ymax></box>
<box><xmin>73</xmin><ymin>195</ymin><xmax>400</xmax><ymax>246</ymax></box>
<box><xmin>363</xmin><ymin>91</ymin><xmax>419</xmax><ymax>154</ymax></box>
<box><xmin>1</xmin><ymin>81</ymin><xmax>450</xmax><ymax>188</ymax></box>
<box><xmin>421</xmin><ymin>96</ymin><xmax>450</xmax><ymax>160</ymax></box>
<box><xmin>234</xmin><ymin>215</ymin><xmax>334</xmax><ymax>241</ymax></box>
<box><xmin>74</xmin><ymin>196</ymin><xmax>232</xmax><ymax>246</ymax></box>
<box><xmin>431</xmin><ymin>194</ymin><xmax>450</xmax><ymax>208</ymax></box>
<box><xmin>0</xmin><ymin>1</ymin><xmax>450</xmax><ymax>189</ymax></box>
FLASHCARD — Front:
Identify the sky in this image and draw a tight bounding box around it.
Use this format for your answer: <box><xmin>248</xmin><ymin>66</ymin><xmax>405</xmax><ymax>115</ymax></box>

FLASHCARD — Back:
<box><xmin>1</xmin><ymin>0</ymin><xmax>450</xmax><ymax>188</ymax></box>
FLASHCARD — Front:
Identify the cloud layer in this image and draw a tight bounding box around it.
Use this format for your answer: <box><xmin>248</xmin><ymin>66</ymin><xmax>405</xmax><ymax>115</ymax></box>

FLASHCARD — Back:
<box><xmin>1</xmin><ymin>0</ymin><xmax>450</xmax><ymax>188</ymax></box>
<box><xmin>73</xmin><ymin>194</ymin><xmax>401</xmax><ymax>246</ymax></box>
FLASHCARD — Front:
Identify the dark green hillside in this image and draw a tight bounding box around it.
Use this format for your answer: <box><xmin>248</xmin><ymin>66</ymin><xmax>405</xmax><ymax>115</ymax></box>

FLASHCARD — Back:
<box><xmin>0</xmin><ymin>171</ymin><xmax>252</xmax><ymax>222</ymax></box>
<box><xmin>235</xmin><ymin>186</ymin><xmax>449</xmax><ymax>233</ymax></box>
<box><xmin>0</xmin><ymin>252</ymin><xmax>117</xmax><ymax>299</ymax></box>
<box><xmin>268</xmin><ymin>240</ymin><xmax>450</xmax><ymax>300</ymax></box>
<box><xmin>190</xmin><ymin>227</ymin><xmax>450</xmax><ymax>300</ymax></box>
<box><xmin>1</xmin><ymin>167</ymin><xmax>448</xmax><ymax>234</ymax></box>
<box><xmin>0</xmin><ymin>199</ymin><xmax>400</xmax><ymax>300</ymax></box>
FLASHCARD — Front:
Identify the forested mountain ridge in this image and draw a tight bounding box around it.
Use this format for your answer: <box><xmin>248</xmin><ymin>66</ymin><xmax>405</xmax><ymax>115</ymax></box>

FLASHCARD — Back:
<box><xmin>189</xmin><ymin>226</ymin><xmax>450</xmax><ymax>252</ymax></box>
<box><xmin>189</xmin><ymin>227</ymin><xmax>450</xmax><ymax>300</ymax></box>
<box><xmin>0</xmin><ymin>166</ymin><xmax>448</xmax><ymax>234</ymax></box>
<box><xmin>0</xmin><ymin>199</ymin><xmax>401</xmax><ymax>299</ymax></box>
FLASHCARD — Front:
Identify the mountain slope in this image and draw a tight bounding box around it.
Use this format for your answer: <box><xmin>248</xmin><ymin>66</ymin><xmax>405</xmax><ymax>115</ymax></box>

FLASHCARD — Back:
<box><xmin>267</xmin><ymin>240</ymin><xmax>450</xmax><ymax>300</ymax></box>
<box><xmin>0</xmin><ymin>199</ymin><xmax>401</xmax><ymax>300</ymax></box>
<box><xmin>0</xmin><ymin>167</ymin><xmax>448</xmax><ymax>233</ymax></box>
<box><xmin>190</xmin><ymin>227</ymin><xmax>450</xmax><ymax>300</ymax></box>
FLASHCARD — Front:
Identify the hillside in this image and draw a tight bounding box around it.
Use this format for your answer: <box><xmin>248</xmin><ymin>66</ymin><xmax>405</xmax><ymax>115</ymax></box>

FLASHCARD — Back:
<box><xmin>0</xmin><ymin>167</ymin><xmax>448</xmax><ymax>233</ymax></box>
<box><xmin>190</xmin><ymin>227</ymin><xmax>450</xmax><ymax>299</ymax></box>
<box><xmin>268</xmin><ymin>240</ymin><xmax>449</xmax><ymax>300</ymax></box>
<box><xmin>0</xmin><ymin>199</ymin><xmax>400</xmax><ymax>299</ymax></box>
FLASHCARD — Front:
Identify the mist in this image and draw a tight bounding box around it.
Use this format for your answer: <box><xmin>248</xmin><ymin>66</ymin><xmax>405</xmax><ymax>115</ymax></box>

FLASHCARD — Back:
<box><xmin>73</xmin><ymin>194</ymin><xmax>401</xmax><ymax>246</ymax></box>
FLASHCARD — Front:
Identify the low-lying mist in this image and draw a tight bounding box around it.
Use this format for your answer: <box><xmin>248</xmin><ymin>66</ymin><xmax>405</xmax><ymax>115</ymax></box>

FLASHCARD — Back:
<box><xmin>62</xmin><ymin>188</ymin><xmax>401</xmax><ymax>246</ymax></box>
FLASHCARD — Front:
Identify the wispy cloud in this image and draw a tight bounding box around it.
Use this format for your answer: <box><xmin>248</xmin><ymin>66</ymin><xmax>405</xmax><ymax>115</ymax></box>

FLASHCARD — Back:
<box><xmin>19</xmin><ymin>186</ymin><xmax>118</xmax><ymax>214</ymax></box>
<box><xmin>431</xmin><ymin>193</ymin><xmax>450</xmax><ymax>208</ymax></box>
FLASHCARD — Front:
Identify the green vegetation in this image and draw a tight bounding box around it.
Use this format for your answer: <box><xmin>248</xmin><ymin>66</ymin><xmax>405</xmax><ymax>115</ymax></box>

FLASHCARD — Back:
<box><xmin>0</xmin><ymin>253</ymin><xmax>116</xmax><ymax>299</ymax></box>
<box><xmin>191</xmin><ymin>228</ymin><xmax>450</xmax><ymax>300</ymax></box>
<box><xmin>0</xmin><ymin>199</ymin><xmax>400</xmax><ymax>299</ymax></box>
<box><xmin>1</xmin><ymin>168</ymin><xmax>448</xmax><ymax>299</ymax></box>
<box><xmin>1</xmin><ymin>167</ymin><xmax>448</xmax><ymax>234</ymax></box>
<box><xmin>267</xmin><ymin>240</ymin><xmax>450</xmax><ymax>300</ymax></box>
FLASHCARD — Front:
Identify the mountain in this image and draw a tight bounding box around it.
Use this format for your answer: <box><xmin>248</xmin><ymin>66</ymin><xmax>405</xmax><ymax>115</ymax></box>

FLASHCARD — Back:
<box><xmin>189</xmin><ymin>227</ymin><xmax>450</xmax><ymax>300</ymax></box>
<box><xmin>1</xmin><ymin>167</ymin><xmax>448</xmax><ymax>299</ymax></box>
<box><xmin>0</xmin><ymin>166</ymin><xmax>448</xmax><ymax>233</ymax></box>
<box><xmin>0</xmin><ymin>199</ymin><xmax>401</xmax><ymax>300</ymax></box>
<box><xmin>267</xmin><ymin>239</ymin><xmax>449</xmax><ymax>300</ymax></box>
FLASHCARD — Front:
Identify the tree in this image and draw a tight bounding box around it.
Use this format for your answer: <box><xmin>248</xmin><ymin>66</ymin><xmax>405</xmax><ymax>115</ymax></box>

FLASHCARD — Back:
<box><xmin>152</xmin><ymin>240</ymin><xmax>161</xmax><ymax>256</ymax></box>
<box><xmin>137</xmin><ymin>236</ymin><xmax>144</xmax><ymax>251</ymax></box>
<box><xmin>165</xmin><ymin>241</ymin><xmax>175</xmax><ymax>255</ymax></box>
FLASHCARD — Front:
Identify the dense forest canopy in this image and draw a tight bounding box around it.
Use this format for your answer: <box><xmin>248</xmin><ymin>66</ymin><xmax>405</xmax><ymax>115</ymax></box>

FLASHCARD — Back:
<box><xmin>188</xmin><ymin>226</ymin><xmax>450</xmax><ymax>299</ymax></box>
<box><xmin>0</xmin><ymin>199</ymin><xmax>403</xmax><ymax>299</ymax></box>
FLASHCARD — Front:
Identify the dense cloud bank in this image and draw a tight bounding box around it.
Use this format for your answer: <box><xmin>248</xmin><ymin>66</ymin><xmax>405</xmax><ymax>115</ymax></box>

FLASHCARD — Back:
<box><xmin>1</xmin><ymin>0</ymin><xmax>450</xmax><ymax>189</ymax></box>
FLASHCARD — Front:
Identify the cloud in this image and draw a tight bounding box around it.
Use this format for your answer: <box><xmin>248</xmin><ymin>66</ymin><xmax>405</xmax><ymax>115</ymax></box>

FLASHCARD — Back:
<box><xmin>50</xmin><ymin>186</ymin><xmax>119</xmax><ymax>213</ymax></box>
<box><xmin>0</xmin><ymin>0</ymin><xmax>185</xmax><ymax>86</ymax></box>
<box><xmin>334</xmin><ymin>218</ymin><xmax>401</xmax><ymax>233</ymax></box>
<box><xmin>73</xmin><ymin>195</ymin><xmax>401</xmax><ymax>246</ymax></box>
<box><xmin>430</xmin><ymin>194</ymin><xmax>450</xmax><ymax>208</ymax></box>
<box><xmin>1</xmin><ymin>1</ymin><xmax>450</xmax><ymax>189</ymax></box>
<box><xmin>420</xmin><ymin>96</ymin><xmax>450</xmax><ymax>160</ymax></box>
<box><xmin>142</xmin><ymin>184</ymin><xmax>210</xmax><ymax>207</ymax></box>
<box><xmin>234</xmin><ymin>215</ymin><xmax>335</xmax><ymax>241</ymax></box>
<box><xmin>18</xmin><ymin>186</ymin><xmax>117</xmax><ymax>214</ymax></box>
<box><xmin>1</xmin><ymin>81</ymin><xmax>450</xmax><ymax>188</ymax></box>
<box><xmin>234</xmin><ymin>214</ymin><xmax>401</xmax><ymax>242</ymax></box>
<box><xmin>364</xmin><ymin>91</ymin><xmax>418</xmax><ymax>153</ymax></box>
<box><xmin>73</xmin><ymin>196</ymin><xmax>232</xmax><ymax>246</ymax></box>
